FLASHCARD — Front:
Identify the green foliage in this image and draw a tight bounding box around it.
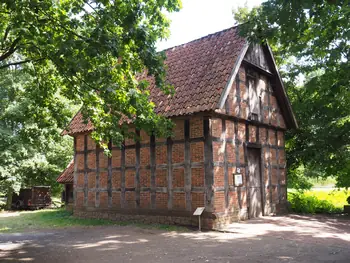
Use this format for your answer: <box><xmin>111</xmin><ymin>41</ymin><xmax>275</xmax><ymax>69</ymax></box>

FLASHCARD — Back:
<box><xmin>0</xmin><ymin>199</ymin><xmax>6</xmax><ymax>210</ymax></box>
<box><xmin>0</xmin><ymin>0</ymin><xmax>182</xmax><ymax>204</ymax></box>
<box><xmin>347</xmin><ymin>196</ymin><xmax>350</xmax><ymax>205</ymax></box>
<box><xmin>288</xmin><ymin>189</ymin><xmax>350</xmax><ymax>214</ymax></box>
<box><xmin>0</xmin><ymin>64</ymin><xmax>76</xmax><ymax>198</ymax></box>
<box><xmin>287</xmin><ymin>165</ymin><xmax>313</xmax><ymax>190</ymax></box>
<box><xmin>0</xmin><ymin>0</ymin><xmax>182</xmax><ymax>149</ymax></box>
<box><xmin>288</xmin><ymin>191</ymin><xmax>342</xmax><ymax>214</ymax></box>
<box><xmin>234</xmin><ymin>1</ymin><xmax>350</xmax><ymax>187</ymax></box>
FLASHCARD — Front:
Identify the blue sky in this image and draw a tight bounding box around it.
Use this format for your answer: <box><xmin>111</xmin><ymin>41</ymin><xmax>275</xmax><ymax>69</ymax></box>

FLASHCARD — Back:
<box><xmin>157</xmin><ymin>0</ymin><xmax>263</xmax><ymax>50</ymax></box>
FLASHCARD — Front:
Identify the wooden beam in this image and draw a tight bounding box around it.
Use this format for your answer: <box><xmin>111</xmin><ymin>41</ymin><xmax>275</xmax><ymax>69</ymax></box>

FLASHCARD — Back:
<box><xmin>107</xmin><ymin>140</ymin><xmax>112</xmax><ymax>207</ymax></box>
<box><xmin>121</xmin><ymin>142</ymin><xmax>126</xmax><ymax>208</ymax></box>
<box><xmin>203</xmin><ymin>118</ymin><xmax>214</xmax><ymax>212</ymax></box>
<box><xmin>84</xmin><ymin>134</ymin><xmax>88</xmax><ymax>206</ymax></box>
<box><xmin>242</xmin><ymin>59</ymin><xmax>273</xmax><ymax>77</ymax></box>
<box><xmin>73</xmin><ymin>137</ymin><xmax>77</xmax><ymax>207</ymax></box>
<box><xmin>95</xmin><ymin>144</ymin><xmax>100</xmax><ymax>207</ymax></box>
<box><xmin>234</xmin><ymin>120</ymin><xmax>242</xmax><ymax>209</ymax></box>
<box><xmin>167</xmin><ymin>137</ymin><xmax>173</xmax><ymax>209</ymax></box>
<box><xmin>236</xmin><ymin>75</ymin><xmax>242</xmax><ymax>118</ymax></box>
<box><xmin>135</xmin><ymin>130</ymin><xmax>141</xmax><ymax>208</ymax></box>
<box><xmin>150</xmin><ymin>135</ymin><xmax>156</xmax><ymax>209</ymax></box>
<box><xmin>184</xmin><ymin>120</ymin><xmax>192</xmax><ymax>211</ymax></box>
<box><xmin>244</xmin><ymin>123</ymin><xmax>250</xmax><ymax>218</ymax></box>
<box><xmin>211</xmin><ymin>111</ymin><xmax>287</xmax><ymax>132</ymax></box>
<box><xmin>275</xmin><ymin>130</ymin><xmax>281</xmax><ymax>204</ymax></box>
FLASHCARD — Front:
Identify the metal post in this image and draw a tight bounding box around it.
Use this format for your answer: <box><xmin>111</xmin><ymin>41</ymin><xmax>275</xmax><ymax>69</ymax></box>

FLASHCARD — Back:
<box><xmin>199</xmin><ymin>215</ymin><xmax>201</xmax><ymax>232</ymax></box>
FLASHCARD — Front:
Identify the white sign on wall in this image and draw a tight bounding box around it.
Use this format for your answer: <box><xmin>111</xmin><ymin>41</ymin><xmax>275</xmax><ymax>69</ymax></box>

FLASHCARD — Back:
<box><xmin>234</xmin><ymin>173</ymin><xmax>243</xmax><ymax>187</ymax></box>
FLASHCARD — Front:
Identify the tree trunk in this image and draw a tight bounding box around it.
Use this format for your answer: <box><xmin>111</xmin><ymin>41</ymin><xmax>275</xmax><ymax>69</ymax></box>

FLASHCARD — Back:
<box><xmin>6</xmin><ymin>187</ymin><xmax>13</xmax><ymax>210</ymax></box>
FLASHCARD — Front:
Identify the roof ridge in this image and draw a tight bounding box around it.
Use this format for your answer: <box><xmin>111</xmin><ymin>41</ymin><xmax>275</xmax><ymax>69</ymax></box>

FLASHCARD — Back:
<box><xmin>160</xmin><ymin>25</ymin><xmax>240</xmax><ymax>52</ymax></box>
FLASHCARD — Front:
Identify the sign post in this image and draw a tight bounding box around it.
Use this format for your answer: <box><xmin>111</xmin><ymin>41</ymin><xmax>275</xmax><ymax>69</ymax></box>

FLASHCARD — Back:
<box><xmin>193</xmin><ymin>207</ymin><xmax>205</xmax><ymax>231</ymax></box>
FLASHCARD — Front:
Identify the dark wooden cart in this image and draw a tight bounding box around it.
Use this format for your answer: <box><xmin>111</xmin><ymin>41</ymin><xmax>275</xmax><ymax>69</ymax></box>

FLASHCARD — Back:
<box><xmin>12</xmin><ymin>186</ymin><xmax>51</xmax><ymax>210</ymax></box>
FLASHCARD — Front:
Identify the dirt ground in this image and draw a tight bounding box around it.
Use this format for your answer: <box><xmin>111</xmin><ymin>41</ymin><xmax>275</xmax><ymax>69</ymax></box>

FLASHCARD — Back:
<box><xmin>1</xmin><ymin>214</ymin><xmax>349</xmax><ymax>262</ymax></box>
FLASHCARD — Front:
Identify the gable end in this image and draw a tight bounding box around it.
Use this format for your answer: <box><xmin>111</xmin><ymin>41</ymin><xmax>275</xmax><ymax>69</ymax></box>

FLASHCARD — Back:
<box><xmin>217</xmin><ymin>43</ymin><xmax>298</xmax><ymax>130</ymax></box>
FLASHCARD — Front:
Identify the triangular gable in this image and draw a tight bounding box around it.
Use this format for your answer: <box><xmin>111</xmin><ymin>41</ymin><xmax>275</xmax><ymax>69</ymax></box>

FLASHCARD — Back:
<box><xmin>217</xmin><ymin>42</ymin><xmax>298</xmax><ymax>129</ymax></box>
<box><xmin>244</xmin><ymin>43</ymin><xmax>273</xmax><ymax>73</ymax></box>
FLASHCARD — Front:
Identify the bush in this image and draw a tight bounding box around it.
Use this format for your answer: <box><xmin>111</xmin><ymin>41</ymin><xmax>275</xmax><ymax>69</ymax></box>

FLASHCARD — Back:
<box><xmin>0</xmin><ymin>199</ymin><xmax>6</xmax><ymax>210</ymax></box>
<box><xmin>288</xmin><ymin>192</ymin><xmax>342</xmax><ymax>214</ymax></box>
<box><xmin>347</xmin><ymin>196</ymin><xmax>350</xmax><ymax>205</ymax></box>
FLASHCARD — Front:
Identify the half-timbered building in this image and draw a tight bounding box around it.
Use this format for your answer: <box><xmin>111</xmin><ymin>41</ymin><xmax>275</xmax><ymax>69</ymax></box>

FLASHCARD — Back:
<box><xmin>59</xmin><ymin>26</ymin><xmax>297</xmax><ymax>229</ymax></box>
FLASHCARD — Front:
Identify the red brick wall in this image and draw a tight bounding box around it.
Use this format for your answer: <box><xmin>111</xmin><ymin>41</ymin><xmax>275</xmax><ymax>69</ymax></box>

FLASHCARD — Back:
<box><xmin>211</xmin><ymin>64</ymin><xmax>288</xmax><ymax>219</ymax></box>
<box><xmin>210</xmin><ymin>116</ymin><xmax>286</xmax><ymax>217</ymax></box>
<box><xmin>73</xmin><ymin>111</ymin><xmax>286</xmax><ymax>224</ymax></box>
<box><xmin>76</xmin><ymin>135</ymin><xmax>84</xmax><ymax>151</ymax></box>
<box><xmin>73</xmin><ymin>117</ymin><xmax>207</xmax><ymax>215</ymax></box>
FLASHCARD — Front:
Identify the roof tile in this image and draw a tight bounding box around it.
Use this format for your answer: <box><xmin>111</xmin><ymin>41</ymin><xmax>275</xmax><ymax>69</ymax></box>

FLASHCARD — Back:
<box><xmin>56</xmin><ymin>160</ymin><xmax>74</xmax><ymax>184</ymax></box>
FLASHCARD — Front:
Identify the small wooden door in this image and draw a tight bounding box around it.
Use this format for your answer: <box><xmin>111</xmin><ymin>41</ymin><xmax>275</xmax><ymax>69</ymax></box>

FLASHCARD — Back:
<box><xmin>247</xmin><ymin>148</ymin><xmax>263</xmax><ymax>218</ymax></box>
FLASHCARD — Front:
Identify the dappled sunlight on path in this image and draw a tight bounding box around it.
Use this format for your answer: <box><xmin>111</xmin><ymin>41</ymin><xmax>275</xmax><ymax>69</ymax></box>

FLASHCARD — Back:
<box><xmin>1</xmin><ymin>214</ymin><xmax>349</xmax><ymax>262</ymax></box>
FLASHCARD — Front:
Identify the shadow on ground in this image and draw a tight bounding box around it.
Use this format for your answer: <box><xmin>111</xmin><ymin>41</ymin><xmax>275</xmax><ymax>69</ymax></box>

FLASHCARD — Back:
<box><xmin>1</xmin><ymin>214</ymin><xmax>349</xmax><ymax>263</ymax></box>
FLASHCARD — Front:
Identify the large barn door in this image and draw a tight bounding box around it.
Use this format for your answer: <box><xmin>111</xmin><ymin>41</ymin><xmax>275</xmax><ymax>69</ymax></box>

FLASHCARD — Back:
<box><xmin>247</xmin><ymin>148</ymin><xmax>263</xmax><ymax>218</ymax></box>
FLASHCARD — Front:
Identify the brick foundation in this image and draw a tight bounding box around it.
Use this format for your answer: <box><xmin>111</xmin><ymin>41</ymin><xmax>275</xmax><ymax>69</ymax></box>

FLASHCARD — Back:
<box><xmin>73</xmin><ymin>208</ymin><xmax>253</xmax><ymax>230</ymax></box>
<box><xmin>73</xmin><ymin>208</ymin><xmax>215</xmax><ymax>229</ymax></box>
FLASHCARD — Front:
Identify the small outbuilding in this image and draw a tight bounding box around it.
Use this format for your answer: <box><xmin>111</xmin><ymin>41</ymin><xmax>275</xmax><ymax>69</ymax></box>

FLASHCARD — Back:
<box><xmin>56</xmin><ymin>160</ymin><xmax>74</xmax><ymax>210</ymax></box>
<box><xmin>60</xmin><ymin>26</ymin><xmax>297</xmax><ymax>229</ymax></box>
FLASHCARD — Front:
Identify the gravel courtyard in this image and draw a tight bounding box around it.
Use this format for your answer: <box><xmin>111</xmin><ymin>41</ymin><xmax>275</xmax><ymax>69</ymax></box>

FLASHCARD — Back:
<box><xmin>1</xmin><ymin>214</ymin><xmax>349</xmax><ymax>263</ymax></box>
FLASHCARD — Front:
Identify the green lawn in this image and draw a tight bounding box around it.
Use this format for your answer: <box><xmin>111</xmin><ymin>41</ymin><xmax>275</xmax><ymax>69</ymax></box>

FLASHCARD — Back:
<box><xmin>0</xmin><ymin>209</ymin><xmax>186</xmax><ymax>233</ymax></box>
<box><xmin>304</xmin><ymin>189</ymin><xmax>350</xmax><ymax>209</ymax></box>
<box><xmin>289</xmin><ymin>188</ymin><xmax>350</xmax><ymax>209</ymax></box>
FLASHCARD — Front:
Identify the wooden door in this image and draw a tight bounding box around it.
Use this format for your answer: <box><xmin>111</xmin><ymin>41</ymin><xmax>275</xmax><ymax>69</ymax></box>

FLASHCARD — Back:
<box><xmin>247</xmin><ymin>148</ymin><xmax>263</xmax><ymax>218</ymax></box>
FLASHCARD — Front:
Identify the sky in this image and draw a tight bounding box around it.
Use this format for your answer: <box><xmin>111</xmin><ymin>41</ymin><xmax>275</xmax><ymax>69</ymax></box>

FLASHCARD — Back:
<box><xmin>157</xmin><ymin>0</ymin><xmax>263</xmax><ymax>51</ymax></box>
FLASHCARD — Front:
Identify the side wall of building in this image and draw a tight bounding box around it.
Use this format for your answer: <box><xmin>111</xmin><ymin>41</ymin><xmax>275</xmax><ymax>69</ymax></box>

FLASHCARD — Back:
<box><xmin>73</xmin><ymin>117</ymin><xmax>217</xmax><ymax>228</ymax></box>
<box><xmin>211</xmin><ymin>63</ymin><xmax>287</xmax><ymax>228</ymax></box>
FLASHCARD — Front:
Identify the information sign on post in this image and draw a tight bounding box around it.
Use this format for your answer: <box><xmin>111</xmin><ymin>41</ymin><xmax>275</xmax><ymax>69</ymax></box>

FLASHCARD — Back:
<box><xmin>193</xmin><ymin>207</ymin><xmax>205</xmax><ymax>231</ymax></box>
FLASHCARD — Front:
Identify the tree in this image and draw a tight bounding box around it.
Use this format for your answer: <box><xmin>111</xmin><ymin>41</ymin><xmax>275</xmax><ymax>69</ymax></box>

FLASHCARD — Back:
<box><xmin>0</xmin><ymin>0</ymin><xmax>181</xmax><ymax>208</ymax></box>
<box><xmin>0</xmin><ymin>0</ymin><xmax>182</xmax><ymax>151</ymax></box>
<box><xmin>0</xmin><ymin>64</ymin><xmax>76</xmax><ymax>208</ymax></box>
<box><xmin>234</xmin><ymin>1</ymin><xmax>350</xmax><ymax>188</ymax></box>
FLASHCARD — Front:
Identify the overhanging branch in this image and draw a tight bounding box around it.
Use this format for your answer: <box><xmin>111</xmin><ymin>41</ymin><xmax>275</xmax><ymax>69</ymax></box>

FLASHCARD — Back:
<box><xmin>0</xmin><ymin>58</ymin><xmax>45</xmax><ymax>70</ymax></box>
<box><xmin>0</xmin><ymin>37</ymin><xmax>21</xmax><ymax>62</ymax></box>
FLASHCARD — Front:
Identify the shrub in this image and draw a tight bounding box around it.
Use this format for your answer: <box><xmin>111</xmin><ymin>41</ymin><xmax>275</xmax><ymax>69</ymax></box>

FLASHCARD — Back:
<box><xmin>288</xmin><ymin>192</ymin><xmax>342</xmax><ymax>214</ymax></box>
<box><xmin>347</xmin><ymin>196</ymin><xmax>350</xmax><ymax>205</ymax></box>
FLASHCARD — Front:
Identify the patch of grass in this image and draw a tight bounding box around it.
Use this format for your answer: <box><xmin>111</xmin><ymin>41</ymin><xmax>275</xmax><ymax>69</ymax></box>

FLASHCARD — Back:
<box><xmin>0</xmin><ymin>209</ymin><xmax>115</xmax><ymax>233</ymax></box>
<box><xmin>0</xmin><ymin>209</ymin><xmax>188</xmax><ymax>233</ymax></box>
<box><xmin>288</xmin><ymin>189</ymin><xmax>350</xmax><ymax>214</ymax></box>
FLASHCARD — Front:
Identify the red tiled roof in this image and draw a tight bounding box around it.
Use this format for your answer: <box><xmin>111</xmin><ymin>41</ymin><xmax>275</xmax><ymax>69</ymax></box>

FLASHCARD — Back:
<box><xmin>63</xmin><ymin>26</ymin><xmax>247</xmax><ymax>135</ymax></box>
<box><xmin>148</xmin><ymin>26</ymin><xmax>246</xmax><ymax>116</ymax></box>
<box><xmin>62</xmin><ymin>111</ymin><xmax>93</xmax><ymax>135</ymax></box>
<box><xmin>56</xmin><ymin>160</ymin><xmax>74</xmax><ymax>184</ymax></box>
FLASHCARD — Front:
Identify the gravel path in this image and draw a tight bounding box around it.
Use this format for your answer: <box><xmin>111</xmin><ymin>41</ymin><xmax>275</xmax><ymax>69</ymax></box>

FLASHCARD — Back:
<box><xmin>1</xmin><ymin>214</ymin><xmax>349</xmax><ymax>262</ymax></box>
